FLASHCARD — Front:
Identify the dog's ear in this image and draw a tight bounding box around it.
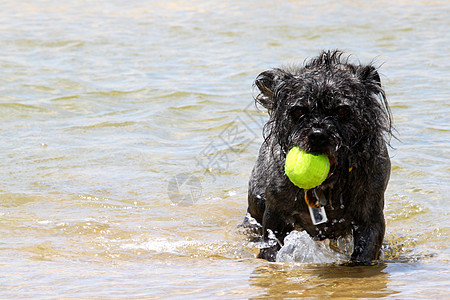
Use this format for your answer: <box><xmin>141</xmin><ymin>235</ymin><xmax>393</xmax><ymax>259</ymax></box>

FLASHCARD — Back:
<box><xmin>357</xmin><ymin>65</ymin><xmax>382</xmax><ymax>90</ymax></box>
<box><xmin>254</xmin><ymin>69</ymin><xmax>291</xmax><ymax>110</ymax></box>
<box><xmin>357</xmin><ymin>64</ymin><xmax>393</xmax><ymax>136</ymax></box>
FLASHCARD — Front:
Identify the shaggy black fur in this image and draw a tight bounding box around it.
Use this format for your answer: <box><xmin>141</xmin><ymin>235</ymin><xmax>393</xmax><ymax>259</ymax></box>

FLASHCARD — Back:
<box><xmin>244</xmin><ymin>50</ymin><xmax>393</xmax><ymax>265</ymax></box>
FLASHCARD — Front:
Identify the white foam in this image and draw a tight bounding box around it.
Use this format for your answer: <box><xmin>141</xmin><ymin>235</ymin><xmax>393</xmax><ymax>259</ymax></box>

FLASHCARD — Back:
<box><xmin>37</xmin><ymin>220</ymin><xmax>52</xmax><ymax>225</ymax></box>
<box><xmin>121</xmin><ymin>238</ymin><xmax>198</xmax><ymax>254</ymax></box>
<box><xmin>276</xmin><ymin>230</ymin><xmax>352</xmax><ymax>264</ymax></box>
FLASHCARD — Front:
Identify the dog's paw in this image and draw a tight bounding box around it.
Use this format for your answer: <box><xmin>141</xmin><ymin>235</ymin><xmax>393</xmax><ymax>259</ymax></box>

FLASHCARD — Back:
<box><xmin>257</xmin><ymin>247</ymin><xmax>278</xmax><ymax>262</ymax></box>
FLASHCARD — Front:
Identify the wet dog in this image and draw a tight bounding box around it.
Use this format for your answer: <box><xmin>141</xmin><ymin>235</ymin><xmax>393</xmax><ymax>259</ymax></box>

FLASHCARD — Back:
<box><xmin>244</xmin><ymin>50</ymin><xmax>393</xmax><ymax>265</ymax></box>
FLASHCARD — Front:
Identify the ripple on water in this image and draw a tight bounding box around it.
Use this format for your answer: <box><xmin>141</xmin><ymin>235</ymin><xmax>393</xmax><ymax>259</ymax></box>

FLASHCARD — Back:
<box><xmin>0</xmin><ymin>102</ymin><xmax>54</xmax><ymax>117</ymax></box>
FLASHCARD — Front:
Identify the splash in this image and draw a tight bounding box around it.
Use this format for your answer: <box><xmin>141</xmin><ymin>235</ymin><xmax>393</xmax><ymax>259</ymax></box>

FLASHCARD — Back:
<box><xmin>276</xmin><ymin>230</ymin><xmax>353</xmax><ymax>264</ymax></box>
<box><xmin>240</xmin><ymin>214</ymin><xmax>353</xmax><ymax>264</ymax></box>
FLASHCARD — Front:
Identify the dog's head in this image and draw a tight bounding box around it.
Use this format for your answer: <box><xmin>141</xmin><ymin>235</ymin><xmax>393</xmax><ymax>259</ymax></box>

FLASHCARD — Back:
<box><xmin>254</xmin><ymin>50</ymin><xmax>392</xmax><ymax>182</ymax></box>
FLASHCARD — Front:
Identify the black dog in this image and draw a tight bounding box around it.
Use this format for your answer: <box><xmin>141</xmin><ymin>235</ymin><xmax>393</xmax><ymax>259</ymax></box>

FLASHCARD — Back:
<box><xmin>244</xmin><ymin>50</ymin><xmax>393</xmax><ymax>265</ymax></box>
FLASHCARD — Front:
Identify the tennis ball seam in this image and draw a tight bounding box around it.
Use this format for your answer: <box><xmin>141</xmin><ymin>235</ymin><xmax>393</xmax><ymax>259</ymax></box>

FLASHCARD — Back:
<box><xmin>317</xmin><ymin>158</ymin><xmax>330</xmax><ymax>183</ymax></box>
<box><xmin>287</xmin><ymin>149</ymin><xmax>302</xmax><ymax>177</ymax></box>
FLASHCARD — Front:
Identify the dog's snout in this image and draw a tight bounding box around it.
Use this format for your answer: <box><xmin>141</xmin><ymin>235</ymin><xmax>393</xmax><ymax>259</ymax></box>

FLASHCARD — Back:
<box><xmin>308</xmin><ymin>128</ymin><xmax>327</xmax><ymax>142</ymax></box>
<box><xmin>306</xmin><ymin>128</ymin><xmax>329</xmax><ymax>154</ymax></box>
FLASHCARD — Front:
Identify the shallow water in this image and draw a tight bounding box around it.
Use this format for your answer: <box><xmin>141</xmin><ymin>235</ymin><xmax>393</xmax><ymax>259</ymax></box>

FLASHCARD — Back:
<box><xmin>1</xmin><ymin>0</ymin><xmax>449</xmax><ymax>298</ymax></box>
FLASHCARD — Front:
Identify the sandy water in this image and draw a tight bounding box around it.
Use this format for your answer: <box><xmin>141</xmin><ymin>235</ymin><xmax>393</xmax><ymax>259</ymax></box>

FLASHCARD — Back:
<box><xmin>0</xmin><ymin>0</ymin><xmax>449</xmax><ymax>298</ymax></box>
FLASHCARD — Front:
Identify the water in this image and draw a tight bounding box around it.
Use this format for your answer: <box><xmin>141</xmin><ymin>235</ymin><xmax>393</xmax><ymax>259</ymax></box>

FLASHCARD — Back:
<box><xmin>0</xmin><ymin>0</ymin><xmax>449</xmax><ymax>298</ymax></box>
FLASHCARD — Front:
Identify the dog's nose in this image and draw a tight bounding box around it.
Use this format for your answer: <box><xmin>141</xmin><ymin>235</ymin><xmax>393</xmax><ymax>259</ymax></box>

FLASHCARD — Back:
<box><xmin>308</xmin><ymin>128</ymin><xmax>327</xmax><ymax>142</ymax></box>
<box><xmin>307</xmin><ymin>128</ymin><xmax>329</xmax><ymax>153</ymax></box>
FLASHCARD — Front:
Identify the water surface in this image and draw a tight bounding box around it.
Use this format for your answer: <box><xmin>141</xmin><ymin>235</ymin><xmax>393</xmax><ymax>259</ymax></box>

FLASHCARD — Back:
<box><xmin>0</xmin><ymin>0</ymin><xmax>449</xmax><ymax>298</ymax></box>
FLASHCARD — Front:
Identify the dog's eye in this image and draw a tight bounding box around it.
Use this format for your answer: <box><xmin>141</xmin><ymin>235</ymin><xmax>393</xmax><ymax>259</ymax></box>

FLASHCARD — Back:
<box><xmin>336</xmin><ymin>106</ymin><xmax>350</xmax><ymax>117</ymax></box>
<box><xmin>291</xmin><ymin>106</ymin><xmax>308</xmax><ymax>119</ymax></box>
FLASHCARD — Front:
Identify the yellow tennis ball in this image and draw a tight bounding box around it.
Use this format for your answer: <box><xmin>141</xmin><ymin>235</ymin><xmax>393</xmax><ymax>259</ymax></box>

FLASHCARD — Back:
<box><xmin>284</xmin><ymin>147</ymin><xmax>330</xmax><ymax>190</ymax></box>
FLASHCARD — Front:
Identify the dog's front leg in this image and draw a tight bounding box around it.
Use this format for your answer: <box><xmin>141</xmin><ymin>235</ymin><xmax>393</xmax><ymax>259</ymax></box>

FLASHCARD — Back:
<box><xmin>350</xmin><ymin>211</ymin><xmax>385</xmax><ymax>265</ymax></box>
<box><xmin>257</xmin><ymin>206</ymin><xmax>289</xmax><ymax>262</ymax></box>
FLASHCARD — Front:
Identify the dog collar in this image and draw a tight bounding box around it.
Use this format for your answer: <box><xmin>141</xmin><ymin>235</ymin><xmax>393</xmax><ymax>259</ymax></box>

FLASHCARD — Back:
<box><xmin>304</xmin><ymin>189</ymin><xmax>326</xmax><ymax>208</ymax></box>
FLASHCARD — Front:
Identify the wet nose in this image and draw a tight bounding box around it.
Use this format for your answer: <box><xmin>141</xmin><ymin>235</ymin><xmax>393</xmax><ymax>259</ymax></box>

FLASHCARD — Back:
<box><xmin>307</xmin><ymin>128</ymin><xmax>329</xmax><ymax>153</ymax></box>
<box><xmin>308</xmin><ymin>128</ymin><xmax>327</xmax><ymax>143</ymax></box>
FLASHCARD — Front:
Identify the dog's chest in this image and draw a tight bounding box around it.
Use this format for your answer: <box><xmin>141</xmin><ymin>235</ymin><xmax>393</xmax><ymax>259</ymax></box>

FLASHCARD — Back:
<box><xmin>291</xmin><ymin>203</ymin><xmax>352</xmax><ymax>239</ymax></box>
